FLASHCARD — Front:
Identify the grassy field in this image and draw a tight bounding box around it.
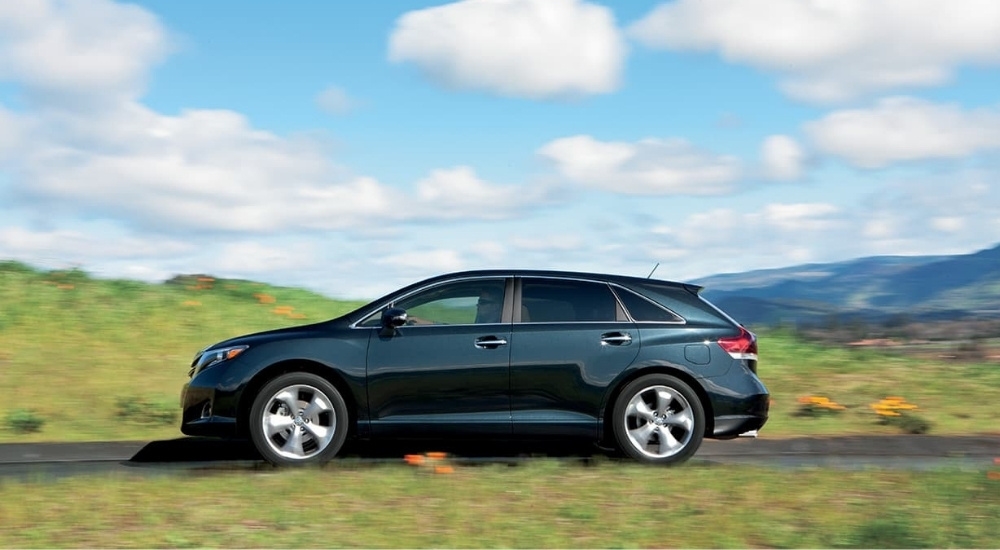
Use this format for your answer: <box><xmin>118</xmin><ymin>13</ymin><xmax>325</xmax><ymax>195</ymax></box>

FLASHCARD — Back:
<box><xmin>2</xmin><ymin>262</ymin><xmax>999</xmax><ymax>548</ymax></box>
<box><xmin>2</xmin><ymin>461</ymin><xmax>999</xmax><ymax>548</ymax></box>
<box><xmin>2</xmin><ymin>260</ymin><xmax>998</xmax><ymax>442</ymax></box>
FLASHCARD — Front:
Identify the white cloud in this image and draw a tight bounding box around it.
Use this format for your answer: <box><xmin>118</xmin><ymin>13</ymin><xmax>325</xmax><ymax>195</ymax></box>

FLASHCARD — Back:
<box><xmin>628</xmin><ymin>0</ymin><xmax>1000</xmax><ymax>103</ymax></box>
<box><xmin>315</xmin><ymin>85</ymin><xmax>360</xmax><ymax>115</ymax></box>
<box><xmin>0</xmin><ymin>0</ymin><xmax>170</xmax><ymax>104</ymax></box>
<box><xmin>377</xmin><ymin>249</ymin><xmax>466</xmax><ymax>273</ymax></box>
<box><xmin>761</xmin><ymin>203</ymin><xmax>839</xmax><ymax>231</ymax></box>
<box><xmin>760</xmin><ymin>135</ymin><xmax>804</xmax><ymax>181</ymax></box>
<box><xmin>0</xmin><ymin>225</ymin><xmax>192</xmax><ymax>262</ymax></box>
<box><xmin>511</xmin><ymin>234</ymin><xmax>584</xmax><ymax>252</ymax></box>
<box><xmin>4</xmin><ymin>99</ymin><xmax>561</xmax><ymax>234</ymax></box>
<box><xmin>388</xmin><ymin>0</ymin><xmax>625</xmax><ymax>99</ymax></box>
<box><xmin>805</xmin><ymin>97</ymin><xmax>1000</xmax><ymax>168</ymax></box>
<box><xmin>640</xmin><ymin>202</ymin><xmax>844</xmax><ymax>276</ymax></box>
<box><xmin>414</xmin><ymin>166</ymin><xmax>551</xmax><ymax>220</ymax></box>
<box><xmin>538</xmin><ymin>135</ymin><xmax>741</xmax><ymax>195</ymax></box>
<box><xmin>931</xmin><ymin>217</ymin><xmax>965</xmax><ymax>233</ymax></box>
<box><xmin>6</xmin><ymin>103</ymin><xmax>398</xmax><ymax>233</ymax></box>
<box><xmin>0</xmin><ymin>106</ymin><xmax>19</xmax><ymax>158</ymax></box>
<box><xmin>211</xmin><ymin>241</ymin><xmax>318</xmax><ymax>275</ymax></box>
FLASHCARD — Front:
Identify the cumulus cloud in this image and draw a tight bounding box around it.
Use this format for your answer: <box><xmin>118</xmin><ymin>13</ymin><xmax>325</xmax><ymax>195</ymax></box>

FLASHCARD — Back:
<box><xmin>0</xmin><ymin>106</ymin><xmax>19</xmax><ymax>158</ymax></box>
<box><xmin>211</xmin><ymin>241</ymin><xmax>319</xmax><ymax>274</ymax></box>
<box><xmin>761</xmin><ymin>202</ymin><xmax>839</xmax><ymax>231</ymax></box>
<box><xmin>377</xmin><ymin>249</ymin><xmax>466</xmax><ymax>273</ymax></box>
<box><xmin>511</xmin><ymin>234</ymin><xmax>584</xmax><ymax>252</ymax></box>
<box><xmin>538</xmin><ymin>135</ymin><xmax>741</xmax><ymax>195</ymax></box>
<box><xmin>413</xmin><ymin>166</ymin><xmax>552</xmax><ymax>220</ymax></box>
<box><xmin>931</xmin><ymin>217</ymin><xmax>965</xmax><ymax>233</ymax></box>
<box><xmin>760</xmin><ymin>135</ymin><xmax>804</xmax><ymax>180</ymax></box>
<box><xmin>4</xmin><ymin>103</ymin><xmax>399</xmax><ymax>233</ymax></box>
<box><xmin>864</xmin><ymin>170</ymin><xmax>1000</xmax><ymax>253</ymax></box>
<box><xmin>315</xmin><ymin>85</ymin><xmax>360</xmax><ymax>115</ymax></box>
<box><xmin>6</xmin><ymin>103</ymin><xmax>556</xmax><ymax>232</ymax></box>
<box><xmin>635</xmin><ymin>203</ymin><xmax>845</xmax><ymax>277</ymax></box>
<box><xmin>388</xmin><ymin>0</ymin><xmax>625</xmax><ymax>99</ymax></box>
<box><xmin>0</xmin><ymin>225</ymin><xmax>192</xmax><ymax>263</ymax></box>
<box><xmin>0</xmin><ymin>0</ymin><xmax>171</xmax><ymax>105</ymax></box>
<box><xmin>648</xmin><ymin>170</ymin><xmax>1000</xmax><ymax>273</ymax></box>
<box><xmin>628</xmin><ymin>0</ymin><xmax>1000</xmax><ymax>103</ymax></box>
<box><xmin>805</xmin><ymin>97</ymin><xmax>1000</xmax><ymax>168</ymax></box>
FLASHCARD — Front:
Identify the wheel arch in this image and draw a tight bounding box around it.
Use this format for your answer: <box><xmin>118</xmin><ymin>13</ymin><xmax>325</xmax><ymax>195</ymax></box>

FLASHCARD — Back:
<box><xmin>600</xmin><ymin>366</ymin><xmax>715</xmax><ymax>445</ymax></box>
<box><xmin>237</xmin><ymin>359</ymin><xmax>359</xmax><ymax>439</ymax></box>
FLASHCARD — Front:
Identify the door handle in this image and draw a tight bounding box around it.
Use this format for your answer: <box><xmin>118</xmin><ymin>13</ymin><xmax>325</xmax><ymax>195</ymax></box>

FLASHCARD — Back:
<box><xmin>601</xmin><ymin>332</ymin><xmax>632</xmax><ymax>346</ymax></box>
<box><xmin>475</xmin><ymin>336</ymin><xmax>508</xmax><ymax>349</ymax></box>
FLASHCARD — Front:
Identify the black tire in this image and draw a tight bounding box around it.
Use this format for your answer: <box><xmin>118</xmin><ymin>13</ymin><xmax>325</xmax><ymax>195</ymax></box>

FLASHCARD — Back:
<box><xmin>612</xmin><ymin>374</ymin><xmax>705</xmax><ymax>465</ymax></box>
<box><xmin>249</xmin><ymin>372</ymin><xmax>349</xmax><ymax>466</ymax></box>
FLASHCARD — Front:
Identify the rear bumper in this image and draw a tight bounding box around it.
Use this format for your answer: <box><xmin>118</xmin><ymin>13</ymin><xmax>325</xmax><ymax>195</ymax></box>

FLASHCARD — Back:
<box><xmin>711</xmin><ymin>393</ymin><xmax>769</xmax><ymax>439</ymax></box>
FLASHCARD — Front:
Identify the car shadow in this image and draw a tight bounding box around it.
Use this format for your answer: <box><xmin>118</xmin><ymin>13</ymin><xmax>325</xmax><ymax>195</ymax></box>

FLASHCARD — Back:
<box><xmin>128</xmin><ymin>437</ymin><xmax>613</xmax><ymax>465</ymax></box>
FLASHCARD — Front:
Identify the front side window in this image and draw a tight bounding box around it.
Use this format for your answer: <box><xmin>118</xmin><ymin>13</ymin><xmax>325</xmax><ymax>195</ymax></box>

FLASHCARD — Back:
<box><xmin>360</xmin><ymin>278</ymin><xmax>506</xmax><ymax>326</ymax></box>
<box><xmin>520</xmin><ymin>278</ymin><xmax>620</xmax><ymax>323</ymax></box>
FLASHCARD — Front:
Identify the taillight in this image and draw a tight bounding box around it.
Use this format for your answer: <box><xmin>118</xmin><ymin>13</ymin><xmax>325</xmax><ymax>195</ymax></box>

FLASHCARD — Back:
<box><xmin>718</xmin><ymin>327</ymin><xmax>758</xmax><ymax>361</ymax></box>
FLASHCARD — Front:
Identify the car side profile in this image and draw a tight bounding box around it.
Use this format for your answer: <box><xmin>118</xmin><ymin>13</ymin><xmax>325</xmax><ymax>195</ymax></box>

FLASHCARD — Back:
<box><xmin>180</xmin><ymin>270</ymin><xmax>769</xmax><ymax>465</ymax></box>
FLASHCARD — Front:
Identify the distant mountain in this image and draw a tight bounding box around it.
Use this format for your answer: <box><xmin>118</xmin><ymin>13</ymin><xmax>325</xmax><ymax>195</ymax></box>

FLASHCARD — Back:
<box><xmin>692</xmin><ymin>243</ymin><xmax>1000</xmax><ymax>327</ymax></box>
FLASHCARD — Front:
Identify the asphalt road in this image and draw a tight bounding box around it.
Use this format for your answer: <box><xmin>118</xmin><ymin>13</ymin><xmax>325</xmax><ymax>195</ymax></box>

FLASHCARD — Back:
<box><xmin>0</xmin><ymin>434</ymin><xmax>997</xmax><ymax>480</ymax></box>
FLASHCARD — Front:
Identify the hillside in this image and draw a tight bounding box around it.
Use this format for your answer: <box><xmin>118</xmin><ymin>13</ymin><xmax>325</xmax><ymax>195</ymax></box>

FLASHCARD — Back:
<box><xmin>2</xmin><ymin>258</ymin><xmax>999</xmax><ymax>444</ymax></box>
<box><xmin>694</xmin><ymin>243</ymin><xmax>1000</xmax><ymax>327</ymax></box>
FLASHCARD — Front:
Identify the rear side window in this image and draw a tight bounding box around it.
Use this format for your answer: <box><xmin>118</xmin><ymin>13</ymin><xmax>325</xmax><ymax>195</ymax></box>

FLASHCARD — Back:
<box><xmin>521</xmin><ymin>278</ymin><xmax>619</xmax><ymax>322</ymax></box>
<box><xmin>614</xmin><ymin>287</ymin><xmax>684</xmax><ymax>323</ymax></box>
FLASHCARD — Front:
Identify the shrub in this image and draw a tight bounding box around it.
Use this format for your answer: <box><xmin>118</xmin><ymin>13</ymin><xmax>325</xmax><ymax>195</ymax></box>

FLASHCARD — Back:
<box><xmin>4</xmin><ymin>409</ymin><xmax>45</xmax><ymax>434</ymax></box>
<box><xmin>871</xmin><ymin>396</ymin><xmax>931</xmax><ymax>434</ymax></box>
<box><xmin>115</xmin><ymin>397</ymin><xmax>177</xmax><ymax>425</ymax></box>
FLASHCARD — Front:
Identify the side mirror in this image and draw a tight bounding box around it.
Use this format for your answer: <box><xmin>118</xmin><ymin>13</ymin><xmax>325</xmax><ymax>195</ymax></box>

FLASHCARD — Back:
<box><xmin>379</xmin><ymin>307</ymin><xmax>408</xmax><ymax>336</ymax></box>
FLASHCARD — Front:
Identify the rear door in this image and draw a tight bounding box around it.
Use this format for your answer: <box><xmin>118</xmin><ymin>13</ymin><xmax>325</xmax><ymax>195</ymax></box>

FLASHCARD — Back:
<box><xmin>509</xmin><ymin>277</ymin><xmax>639</xmax><ymax>438</ymax></box>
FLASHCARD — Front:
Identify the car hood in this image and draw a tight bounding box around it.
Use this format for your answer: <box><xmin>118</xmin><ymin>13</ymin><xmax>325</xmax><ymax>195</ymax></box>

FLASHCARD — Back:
<box><xmin>205</xmin><ymin>320</ymin><xmax>337</xmax><ymax>351</ymax></box>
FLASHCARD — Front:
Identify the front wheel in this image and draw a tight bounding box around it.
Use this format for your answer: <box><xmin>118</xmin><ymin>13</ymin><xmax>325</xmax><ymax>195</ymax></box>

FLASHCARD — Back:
<box><xmin>612</xmin><ymin>374</ymin><xmax>705</xmax><ymax>465</ymax></box>
<box><xmin>249</xmin><ymin>372</ymin><xmax>348</xmax><ymax>466</ymax></box>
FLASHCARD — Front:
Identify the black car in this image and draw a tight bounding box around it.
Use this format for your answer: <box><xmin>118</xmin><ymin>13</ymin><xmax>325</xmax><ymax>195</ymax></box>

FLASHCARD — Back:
<box><xmin>181</xmin><ymin>270</ymin><xmax>768</xmax><ymax>465</ymax></box>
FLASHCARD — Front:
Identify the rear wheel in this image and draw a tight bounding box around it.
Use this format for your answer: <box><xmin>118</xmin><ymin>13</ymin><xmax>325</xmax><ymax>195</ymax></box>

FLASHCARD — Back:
<box><xmin>612</xmin><ymin>374</ymin><xmax>704</xmax><ymax>465</ymax></box>
<box><xmin>249</xmin><ymin>372</ymin><xmax>348</xmax><ymax>465</ymax></box>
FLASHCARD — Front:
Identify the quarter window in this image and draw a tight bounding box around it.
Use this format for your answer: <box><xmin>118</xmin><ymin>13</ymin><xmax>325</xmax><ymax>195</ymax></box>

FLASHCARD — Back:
<box><xmin>614</xmin><ymin>287</ymin><xmax>684</xmax><ymax>323</ymax></box>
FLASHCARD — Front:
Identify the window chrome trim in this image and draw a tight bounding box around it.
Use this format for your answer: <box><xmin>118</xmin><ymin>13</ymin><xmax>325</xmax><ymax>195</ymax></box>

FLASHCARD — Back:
<box><xmin>349</xmin><ymin>275</ymin><xmax>510</xmax><ymax>329</ymax></box>
<box><xmin>350</xmin><ymin>274</ymin><xmax>688</xmax><ymax>328</ymax></box>
<box><xmin>608</xmin><ymin>284</ymin><xmax>687</xmax><ymax>325</ymax></box>
<box><xmin>515</xmin><ymin>275</ymin><xmax>629</xmax><ymax>325</ymax></box>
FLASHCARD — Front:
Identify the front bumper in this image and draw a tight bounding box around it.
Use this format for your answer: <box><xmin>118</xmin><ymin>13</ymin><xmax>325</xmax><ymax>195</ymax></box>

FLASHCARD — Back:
<box><xmin>180</xmin><ymin>364</ymin><xmax>242</xmax><ymax>438</ymax></box>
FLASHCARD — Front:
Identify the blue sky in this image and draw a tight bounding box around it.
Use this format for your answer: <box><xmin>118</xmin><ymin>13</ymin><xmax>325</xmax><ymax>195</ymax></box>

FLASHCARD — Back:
<box><xmin>1</xmin><ymin>0</ymin><xmax>999</xmax><ymax>299</ymax></box>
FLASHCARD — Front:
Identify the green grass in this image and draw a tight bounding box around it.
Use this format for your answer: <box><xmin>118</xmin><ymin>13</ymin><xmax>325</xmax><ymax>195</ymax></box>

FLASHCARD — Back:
<box><xmin>2</xmin><ymin>262</ymin><xmax>999</xmax><ymax>548</ymax></box>
<box><xmin>757</xmin><ymin>328</ymin><xmax>1000</xmax><ymax>436</ymax></box>
<box><xmin>1</xmin><ymin>461</ymin><xmax>998</xmax><ymax>548</ymax></box>
<box><xmin>0</xmin><ymin>263</ymin><xmax>364</xmax><ymax>442</ymax></box>
<box><xmin>1</xmin><ymin>261</ymin><xmax>998</xmax><ymax>442</ymax></box>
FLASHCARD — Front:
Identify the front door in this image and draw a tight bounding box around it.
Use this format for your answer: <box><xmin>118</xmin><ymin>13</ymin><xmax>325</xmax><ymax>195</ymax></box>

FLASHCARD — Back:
<box><xmin>364</xmin><ymin>277</ymin><xmax>513</xmax><ymax>437</ymax></box>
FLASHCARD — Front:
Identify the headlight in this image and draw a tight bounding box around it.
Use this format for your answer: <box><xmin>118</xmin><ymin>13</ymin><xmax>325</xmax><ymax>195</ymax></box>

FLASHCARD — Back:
<box><xmin>188</xmin><ymin>345</ymin><xmax>249</xmax><ymax>377</ymax></box>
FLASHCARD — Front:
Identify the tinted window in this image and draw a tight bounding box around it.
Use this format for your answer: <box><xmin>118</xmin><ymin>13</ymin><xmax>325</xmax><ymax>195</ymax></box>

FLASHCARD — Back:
<box><xmin>360</xmin><ymin>279</ymin><xmax>506</xmax><ymax>326</ymax></box>
<box><xmin>520</xmin><ymin>279</ymin><xmax>619</xmax><ymax>322</ymax></box>
<box><xmin>614</xmin><ymin>287</ymin><xmax>684</xmax><ymax>323</ymax></box>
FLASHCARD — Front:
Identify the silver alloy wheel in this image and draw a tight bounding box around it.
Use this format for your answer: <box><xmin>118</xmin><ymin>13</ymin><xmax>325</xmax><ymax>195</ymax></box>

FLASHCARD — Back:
<box><xmin>259</xmin><ymin>383</ymin><xmax>337</xmax><ymax>461</ymax></box>
<box><xmin>622</xmin><ymin>384</ymin><xmax>695</xmax><ymax>459</ymax></box>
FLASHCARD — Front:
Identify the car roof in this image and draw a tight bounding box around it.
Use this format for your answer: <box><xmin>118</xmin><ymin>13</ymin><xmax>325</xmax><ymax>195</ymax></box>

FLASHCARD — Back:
<box><xmin>412</xmin><ymin>269</ymin><xmax>702</xmax><ymax>294</ymax></box>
